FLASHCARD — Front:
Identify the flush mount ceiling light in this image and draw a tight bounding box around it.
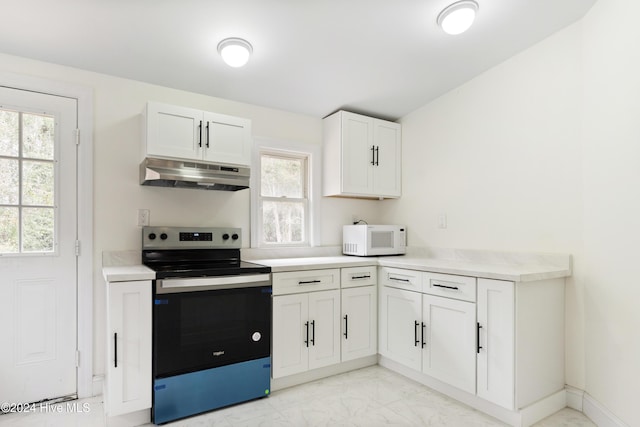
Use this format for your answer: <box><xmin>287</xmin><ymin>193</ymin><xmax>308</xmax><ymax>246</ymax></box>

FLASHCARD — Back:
<box><xmin>437</xmin><ymin>0</ymin><xmax>479</xmax><ymax>35</ymax></box>
<box><xmin>217</xmin><ymin>37</ymin><xmax>253</xmax><ymax>67</ymax></box>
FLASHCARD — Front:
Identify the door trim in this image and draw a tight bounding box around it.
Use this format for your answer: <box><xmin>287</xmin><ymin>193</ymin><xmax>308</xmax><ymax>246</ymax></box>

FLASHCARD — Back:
<box><xmin>0</xmin><ymin>71</ymin><xmax>94</xmax><ymax>398</ymax></box>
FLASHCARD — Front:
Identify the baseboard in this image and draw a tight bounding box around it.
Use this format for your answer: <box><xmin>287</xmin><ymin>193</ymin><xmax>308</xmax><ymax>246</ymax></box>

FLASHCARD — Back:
<box><xmin>105</xmin><ymin>408</ymin><xmax>151</xmax><ymax>427</ymax></box>
<box><xmin>271</xmin><ymin>355</ymin><xmax>377</xmax><ymax>391</ymax></box>
<box><xmin>583</xmin><ymin>393</ymin><xmax>629</xmax><ymax>427</ymax></box>
<box><xmin>92</xmin><ymin>375</ymin><xmax>104</xmax><ymax>397</ymax></box>
<box><xmin>565</xmin><ymin>386</ymin><xmax>583</xmax><ymax>411</ymax></box>
<box><xmin>380</xmin><ymin>356</ymin><xmax>573</xmax><ymax>427</ymax></box>
<box><xmin>519</xmin><ymin>389</ymin><xmax>566</xmax><ymax>427</ymax></box>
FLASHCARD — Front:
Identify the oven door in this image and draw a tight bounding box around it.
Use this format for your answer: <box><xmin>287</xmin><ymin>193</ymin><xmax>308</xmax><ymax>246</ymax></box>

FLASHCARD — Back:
<box><xmin>153</xmin><ymin>273</ymin><xmax>271</xmax><ymax>378</ymax></box>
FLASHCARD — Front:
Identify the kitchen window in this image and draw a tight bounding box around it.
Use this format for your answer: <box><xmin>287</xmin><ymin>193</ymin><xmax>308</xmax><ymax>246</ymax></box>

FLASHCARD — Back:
<box><xmin>0</xmin><ymin>108</ymin><xmax>57</xmax><ymax>254</ymax></box>
<box><xmin>251</xmin><ymin>139</ymin><xmax>320</xmax><ymax>248</ymax></box>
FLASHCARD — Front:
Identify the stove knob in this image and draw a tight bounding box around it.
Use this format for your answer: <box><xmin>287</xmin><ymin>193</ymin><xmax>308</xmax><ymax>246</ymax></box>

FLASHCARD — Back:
<box><xmin>148</xmin><ymin>233</ymin><xmax>156</xmax><ymax>240</ymax></box>
<box><xmin>160</xmin><ymin>233</ymin><xmax>168</xmax><ymax>240</ymax></box>
<box><xmin>231</xmin><ymin>233</ymin><xmax>239</xmax><ymax>240</ymax></box>
<box><xmin>222</xmin><ymin>233</ymin><xmax>230</xmax><ymax>240</ymax></box>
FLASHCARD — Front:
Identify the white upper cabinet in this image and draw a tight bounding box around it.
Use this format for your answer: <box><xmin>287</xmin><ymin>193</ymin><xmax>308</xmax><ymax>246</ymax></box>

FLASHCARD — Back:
<box><xmin>202</xmin><ymin>111</ymin><xmax>252</xmax><ymax>165</ymax></box>
<box><xmin>323</xmin><ymin>110</ymin><xmax>401</xmax><ymax>199</ymax></box>
<box><xmin>144</xmin><ymin>102</ymin><xmax>252</xmax><ymax>166</ymax></box>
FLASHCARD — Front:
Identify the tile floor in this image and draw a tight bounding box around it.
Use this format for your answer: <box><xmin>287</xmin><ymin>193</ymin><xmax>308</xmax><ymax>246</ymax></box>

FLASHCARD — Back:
<box><xmin>0</xmin><ymin>366</ymin><xmax>596</xmax><ymax>426</ymax></box>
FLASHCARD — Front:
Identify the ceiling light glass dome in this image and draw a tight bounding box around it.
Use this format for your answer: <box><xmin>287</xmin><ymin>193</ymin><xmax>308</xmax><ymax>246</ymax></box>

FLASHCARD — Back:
<box><xmin>217</xmin><ymin>38</ymin><xmax>253</xmax><ymax>67</ymax></box>
<box><xmin>437</xmin><ymin>0</ymin><xmax>479</xmax><ymax>35</ymax></box>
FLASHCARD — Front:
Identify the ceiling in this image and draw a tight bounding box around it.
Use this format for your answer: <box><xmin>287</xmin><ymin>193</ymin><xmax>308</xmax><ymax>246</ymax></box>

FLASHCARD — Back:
<box><xmin>0</xmin><ymin>0</ymin><xmax>596</xmax><ymax>121</ymax></box>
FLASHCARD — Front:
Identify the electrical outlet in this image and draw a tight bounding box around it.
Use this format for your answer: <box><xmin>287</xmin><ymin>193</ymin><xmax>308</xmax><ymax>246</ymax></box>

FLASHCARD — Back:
<box><xmin>138</xmin><ymin>209</ymin><xmax>150</xmax><ymax>227</ymax></box>
<box><xmin>438</xmin><ymin>213</ymin><xmax>447</xmax><ymax>229</ymax></box>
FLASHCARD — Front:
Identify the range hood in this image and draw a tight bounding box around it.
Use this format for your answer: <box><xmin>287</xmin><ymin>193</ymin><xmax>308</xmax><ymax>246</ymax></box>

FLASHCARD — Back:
<box><xmin>140</xmin><ymin>157</ymin><xmax>250</xmax><ymax>191</ymax></box>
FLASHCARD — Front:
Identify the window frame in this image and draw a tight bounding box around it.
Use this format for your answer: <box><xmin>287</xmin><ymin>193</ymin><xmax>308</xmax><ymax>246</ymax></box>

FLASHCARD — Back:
<box><xmin>251</xmin><ymin>138</ymin><xmax>321</xmax><ymax>248</ymax></box>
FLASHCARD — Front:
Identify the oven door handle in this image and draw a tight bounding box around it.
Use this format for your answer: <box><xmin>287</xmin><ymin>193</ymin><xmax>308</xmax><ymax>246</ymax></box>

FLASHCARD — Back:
<box><xmin>156</xmin><ymin>274</ymin><xmax>271</xmax><ymax>293</ymax></box>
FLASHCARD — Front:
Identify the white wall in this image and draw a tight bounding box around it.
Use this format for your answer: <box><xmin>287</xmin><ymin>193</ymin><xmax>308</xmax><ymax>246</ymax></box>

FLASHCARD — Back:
<box><xmin>581</xmin><ymin>1</ymin><xmax>640</xmax><ymax>425</ymax></box>
<box><xmin>383</xmin><ymin>1</ymin><xmax>640</xmax><ymax>425</ymax></box>
<box><xmin>382</xmin><ymin>20</ymin><xmax>585</xmax><ymax>388</ymax></box>
<box><xmin>0</xmin><ymin>52</ymin><xmax>381</xmax><ymax>379</ymax></box>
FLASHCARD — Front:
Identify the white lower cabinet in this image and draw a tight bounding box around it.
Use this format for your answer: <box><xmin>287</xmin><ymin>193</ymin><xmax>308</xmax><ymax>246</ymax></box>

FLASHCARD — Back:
<box><xmin>379</xmin><ymin>267</ymin><xmax>566</xmax><ymax>427</ymax></box>
<box><xmin>341</xmin><ymin>285</ymin><xmax>377</xmax><ymax>361</ymax></box>
<box><xmin>378</xmin><ymin>286</ymin><xmax>422</xmax><ymax>370</ymax></box>
<box><xmin>105</xmin><ymin>280</ymin><xmax>152</xmax><ymax>417</ymax></box>
<box><xmin>422</xmin><ymin>294</ymin><xmax>476</xmax><ymax>394</ymax></box>
<box><xmin>379</xmin><ymin>284</ymin><xmax>476</xmax><ymax>393</ymax></box>
<box><xmin>476</xmin><ymin>278</ymin><xmax>515</xmax><ymax>409</ymax></box>
<box><xmin>272</xmin><ymin>266</ymin><xmax>378</xmax><ymax>382</ymax></box>
<box><xmin>272</xmin><ymin>289</ymin><xmax>340</xmax><ymax>378</ymax></box>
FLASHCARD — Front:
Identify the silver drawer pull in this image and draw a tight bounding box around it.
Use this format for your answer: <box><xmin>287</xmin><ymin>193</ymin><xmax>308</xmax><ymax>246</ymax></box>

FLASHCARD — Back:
<box><xmin>298</xmin><ymin>279</ymin><xmax>321</xmax><ymax>285</ymax></box>
<box><xmin>432</xmin><ymin>282</ymin><xmax>459</xmax><ymax>290</ymax></box>
<box><xmin>350</xmin><ymin>275</ymin><xmax>371</xmax><ymax>280</ymax></box>
<box><xmin>389</xmin><ymin>276</ymin><xmax>410</xmax><ymax>282</ymax></box>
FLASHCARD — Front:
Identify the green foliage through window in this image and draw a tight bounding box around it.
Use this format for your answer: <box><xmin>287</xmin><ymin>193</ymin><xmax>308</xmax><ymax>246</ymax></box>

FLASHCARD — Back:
<box><xmin>260</xmin><ymin>152</ymin><xmax>308</xmax><ymax>245</ymax></box>
<box><xmin>0</xmin><ymin>108</ymin><xmax>56</xmax><ymax>254</ymax></box>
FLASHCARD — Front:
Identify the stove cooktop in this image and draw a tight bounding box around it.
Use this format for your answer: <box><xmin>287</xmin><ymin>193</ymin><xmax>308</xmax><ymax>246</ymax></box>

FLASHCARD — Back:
<box><xmin>141</xmin><ymin>226</ymin><xmax>271</xmax><ymax>279</ymax></box>
<box><xmin>147</xmin><ymin>260</ymin><xmax>271</xmax><ymax>280</ymax></box>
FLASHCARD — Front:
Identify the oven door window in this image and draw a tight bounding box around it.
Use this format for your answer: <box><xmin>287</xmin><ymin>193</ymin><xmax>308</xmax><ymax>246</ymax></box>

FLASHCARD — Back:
<box><xmin>154</xmin><ymin>285</ymin><xmax>271</xmax><ymax>378</ymax></box>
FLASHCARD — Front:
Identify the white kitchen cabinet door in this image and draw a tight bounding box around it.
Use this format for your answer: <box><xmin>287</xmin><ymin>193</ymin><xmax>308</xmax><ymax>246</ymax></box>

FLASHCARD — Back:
<box><xmin>308</xmin><ymin>290</ymin><xmax>341</xmax><ymax>370</ymax></box>
<box><xmin>202</xmin><ymin>112</ymin><xmax>252</xmax><ymax>166</ymax></box>
<box><xmin>379</xmin><ymin>286</ymin><xmax>422</xmax><ymax>371</ymax></box>
<box><xmin>272</xmin><ymin>293</ymin><xmax>309</xmax><ymax>378</ymax></box>
<box><xmin>340</xmin><ymin>112</ymin><xmax>374</xmax><ymax>195</ymax></box>
<box><xmin>145</xmin><ymin>102</ymin><xmax>203</xmax><ymax>161</ymax></box>
<box><xmin>477</xmin><ymin>278</ymin><xmax>515</xmax><ymax>410</ymax></box>
<box><xmin>422</xmin><ymin>295</ymin><xmax>476</xmax><ymax>394</ymax></box>
<box><xmin>323</xmin><ymin>110</ymin><xmax>401</xmax><ymax>199</ymax></box>
<box><xmin>372</xmin><ymin>119</ymin><xmax>401</xmax><ymax>197</ymax></box>
<box><xmin>144</xmin><ymin>102</ymin><xmax>252</xmax><ymax>166</ymax></box>
<box><xmin>105</xmin><ymin>280</ymin><xmax>152</xmax><ymax>417</ymax></box>
<box><xmin>341</xmin><ymin>286</ymin><xmax>377</xmax><ymax>362</ymax></box>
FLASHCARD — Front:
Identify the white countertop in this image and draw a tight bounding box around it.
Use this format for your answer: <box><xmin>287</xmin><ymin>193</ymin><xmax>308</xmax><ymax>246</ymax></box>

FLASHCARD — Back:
<box><xmin>102</xmin><ymin>265</ymin><xmax>155</xmax><ymax>282</ymax></box>
<box><xmin>377</xmin><ymin>257</ymin><xmax>570</xmax><ymax>282</ymax></box>
<box><xmin>101</xmin><ymin>251</ymin><xmax>571</xmax><ymax>283</ymax></box>
<box><xmin>252</xmin><ymin>256</ymin><xmax>378</xmax><ymax>273</ymax></box>
<box><xmin>251</xmin><ymin>255</ymin><xmax>570</xmax><ymax>282</ymax></box>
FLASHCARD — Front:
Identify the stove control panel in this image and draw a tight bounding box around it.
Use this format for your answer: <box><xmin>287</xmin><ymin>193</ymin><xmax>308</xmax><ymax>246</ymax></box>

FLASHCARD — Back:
<box><xmin>179</xmin><ymin>232</ymin><xmax>213</xmax><ymax>242</ymax></box>
<box><xmin>142</xmin><ymin>226</ymin><xmax>242</xmax><ymax>249</ymax></box>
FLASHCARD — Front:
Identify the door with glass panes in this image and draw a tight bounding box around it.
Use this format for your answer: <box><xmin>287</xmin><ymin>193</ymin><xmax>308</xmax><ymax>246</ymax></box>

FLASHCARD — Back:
<box><xmin>0</xmin><ymin>87</ymin><xmax>78</xmax><ymax>404</ymax></box>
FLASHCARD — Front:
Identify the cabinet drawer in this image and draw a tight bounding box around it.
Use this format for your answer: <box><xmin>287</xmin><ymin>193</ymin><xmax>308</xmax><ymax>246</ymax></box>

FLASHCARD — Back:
<box><xmin>273</xmin><ymin>269</ymin><xmax>340</xmax><ymax>295</ymax></box>
<box><xmin>379</xmin><ymin>267</ymin><xmax>422</xmax><ymax>291</ymax></box>
<box><xmin>423</xmin><ymin>272</ymin><xmax>476</xmax><ymax>302</ymax></box>
<box><xmin>341</xmin><ymin>266</ymin><xmax>377</xmax><ymax>288</ymax></box>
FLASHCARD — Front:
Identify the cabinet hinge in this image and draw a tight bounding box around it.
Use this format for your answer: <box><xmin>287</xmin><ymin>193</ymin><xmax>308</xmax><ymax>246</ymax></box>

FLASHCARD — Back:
<box><xmin>75</xmin><ymin>350</ymin><xmax>80</xmax><ymax>368</ymax></box>
<box><xmin>75</xmin><ymin>240</ymin><xmax>81</xmax><ymax>256</ymax></box>
<box><xmin>75</xmin><ymin>128</ymin><xmax>80</xmax><ymax>146</ymax></box>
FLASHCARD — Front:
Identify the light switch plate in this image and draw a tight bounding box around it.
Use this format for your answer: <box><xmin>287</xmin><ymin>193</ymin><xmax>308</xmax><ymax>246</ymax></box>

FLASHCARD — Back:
<box><xmin>138</xmin><ymin>209</ymin><xmax>150</xmax><ymax>227</ymax></box>
<box><xmin>438</xmin><ymin>213</ymin><xmax>447</xmax><ymax>229</ymax></box>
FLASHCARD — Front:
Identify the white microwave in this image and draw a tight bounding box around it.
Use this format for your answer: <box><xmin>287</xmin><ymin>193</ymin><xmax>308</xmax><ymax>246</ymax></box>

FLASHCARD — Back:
<box><xmin>342</xmin><ymin>224</ymin><xmax>406</xmax><ymax>256</ymax></box>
